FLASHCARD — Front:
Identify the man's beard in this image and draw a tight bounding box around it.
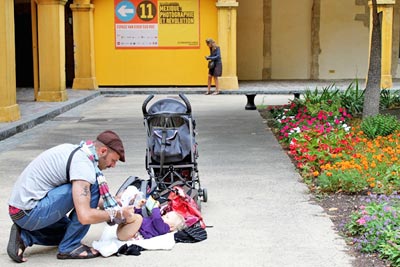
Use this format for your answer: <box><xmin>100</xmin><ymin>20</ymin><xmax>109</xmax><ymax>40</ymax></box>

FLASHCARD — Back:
<box><xmin>98</xmin><ymin>153</ymin><xmax>108</xmax><ymax>170</ymax></box>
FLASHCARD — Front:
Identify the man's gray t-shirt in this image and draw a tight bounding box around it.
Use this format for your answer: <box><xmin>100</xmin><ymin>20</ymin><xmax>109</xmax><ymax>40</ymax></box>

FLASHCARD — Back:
<box><xmin>8</xmin><ymin>143</ymin><xmax>96</xmax><ymax>210</ymax></box>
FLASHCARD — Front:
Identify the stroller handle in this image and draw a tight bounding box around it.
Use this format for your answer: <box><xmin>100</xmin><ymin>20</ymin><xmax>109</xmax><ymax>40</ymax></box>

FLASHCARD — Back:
<box><xmin>178</xmin><ymin>93</ymin><xmax>192</xmax><ymax>114</ymax></box>
<box><xmin>142</xmin><ymin>94</ymin><xmax>155</xmax><ymax>115</ymax></box>
<box><xmin>142</xmin><ymin>94</ymin><xmax>192</xmax><ymax>115</ymax></box>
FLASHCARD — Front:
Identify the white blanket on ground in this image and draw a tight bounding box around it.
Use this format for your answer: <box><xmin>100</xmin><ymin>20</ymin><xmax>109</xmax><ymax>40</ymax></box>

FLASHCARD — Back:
<box><xmin>92</xmin><ymin>225</ymin><xmax>176</xmax><ymax>257</ymax></box>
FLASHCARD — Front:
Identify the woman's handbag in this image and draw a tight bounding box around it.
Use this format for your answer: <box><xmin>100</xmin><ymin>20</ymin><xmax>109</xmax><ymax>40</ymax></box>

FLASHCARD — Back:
<box><xmin>208</xmin><ymin>60</ymin><xmax>215</xmax><ymax>69</ymax></box>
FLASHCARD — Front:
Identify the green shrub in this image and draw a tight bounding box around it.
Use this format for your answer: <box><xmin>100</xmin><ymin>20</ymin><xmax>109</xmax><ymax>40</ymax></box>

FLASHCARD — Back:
<box><xmin>361</xmin><ymin>114</ymin><xmax>400</xmax><ymax>139</ymax></box>
<box><xmin>380</xmin><ymin>89</ymin><xmax>400</xmax><ymax>110</ymax></box>
<box><xmin>340</xmin><ymin>80</ymin><xmax>364</xmax><ymax>116</ymax></box>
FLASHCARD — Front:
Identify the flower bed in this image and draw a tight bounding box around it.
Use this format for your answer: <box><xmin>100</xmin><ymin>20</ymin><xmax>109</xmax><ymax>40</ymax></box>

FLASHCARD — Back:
<box><xmin>266</xmin><ymin>83</ymin><xmax>400</xmax><ymax>266</ymax></box>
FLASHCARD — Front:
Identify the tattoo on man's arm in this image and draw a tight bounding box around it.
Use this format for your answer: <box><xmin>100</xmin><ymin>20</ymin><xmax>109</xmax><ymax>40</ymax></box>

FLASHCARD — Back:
<box><xmin>80</xmin><ymin>185</ymin><xmax>90</xmax><ymax>197</ymax></box>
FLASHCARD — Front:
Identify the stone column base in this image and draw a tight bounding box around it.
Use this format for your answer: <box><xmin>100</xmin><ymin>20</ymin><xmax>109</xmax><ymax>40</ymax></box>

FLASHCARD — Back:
<box><xmin>219</xmin><ymin>76</ymin><xmax>239</xmax><ymax>90</ymax></box>
<box><xmin>72</xmin><ymin>77</ymin><xmax>98</xmax><ymax>90</ymax></box>
<box><xmin>381</xmin><ymin>74</ymin><xmax>393</xmax><ymax>88</ymax></box>
<box><xmin>0</xmin><ymin>104</ymin><xmax>20</xmax><ymax>122</ymax></box>
<box><xmin>37</xmin><ymin>90</ymin><xmax>68</xmax><ymax>102</ymax></box>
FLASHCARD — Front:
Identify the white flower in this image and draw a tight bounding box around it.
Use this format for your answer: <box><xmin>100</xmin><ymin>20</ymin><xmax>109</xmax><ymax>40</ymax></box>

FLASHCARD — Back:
<box><xmin>342</xmin><ymin>124</ymin><xmax>351</xmax><ymax>132</ymax></box>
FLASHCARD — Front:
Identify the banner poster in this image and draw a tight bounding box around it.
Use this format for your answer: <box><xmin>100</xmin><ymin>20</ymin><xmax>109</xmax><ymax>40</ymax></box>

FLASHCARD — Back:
<box><xmin>114</xmin><ymin>0</ymin><xmax>199</xmax><ymax>48</ymax></box>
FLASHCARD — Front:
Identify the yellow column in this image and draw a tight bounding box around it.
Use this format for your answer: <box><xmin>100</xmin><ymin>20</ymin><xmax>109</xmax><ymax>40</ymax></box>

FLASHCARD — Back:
<box><xmin>216</xmin><ymin>0</ymin><xmax>239</xmax><ymax>90</ymax></box>
<box><xmin>70</xmin><ymin>0</ymin><xmax>98</xmax><ymax>90</ymax></box>
<box><xmin>369</xmin><ymin>0</ymin><xmax>395</xmax><ymax>88</ymax></box>
<box><xmin>0</xmin><ymin>0</ymin><xmax>21</xmax><ymax>122</ymax></box>
<box><xmin>36</xmin><ymin>0</ymin><xmax>68</xmax><ymax>102</ymax></box>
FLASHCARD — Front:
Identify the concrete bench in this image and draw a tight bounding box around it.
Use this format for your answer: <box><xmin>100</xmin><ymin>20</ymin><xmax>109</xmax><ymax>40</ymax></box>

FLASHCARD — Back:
<box><xmin>101</xmin><ymin>88</ymin><xmax>302</xmax><ymax>110</ymax></box>
<box><xmin>219</xmin><ymin>90</ymin><xmax>301</xmax><ymax>110</ymax></box>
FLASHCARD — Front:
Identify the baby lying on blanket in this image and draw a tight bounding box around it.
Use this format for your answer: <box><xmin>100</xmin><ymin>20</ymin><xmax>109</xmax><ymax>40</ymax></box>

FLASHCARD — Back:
<box><xmin>116</xmin><ymin>187</ymin><xmax>187</xmax><ymax>241</ymax></box>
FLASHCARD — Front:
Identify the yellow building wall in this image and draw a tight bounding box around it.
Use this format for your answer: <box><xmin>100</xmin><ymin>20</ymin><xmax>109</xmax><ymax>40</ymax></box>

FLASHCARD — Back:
<box><xmin>271</xmin><ymin>0</ymin><xmax>312</xmax><ymax>79</ymax></box>
<box><xmin>92</xmin><ymin>0</ymin><xmax>217</xmax><ymax>86</ymax></box>
<box><xmin>237</xmin><ymin>0</ymin><xmax>263</xmax><ymax>80</ymax></box>
<box><xmin>319</xmin><ymin>1</ymin><xmax>369</xmax><ymax>79</ymax></box>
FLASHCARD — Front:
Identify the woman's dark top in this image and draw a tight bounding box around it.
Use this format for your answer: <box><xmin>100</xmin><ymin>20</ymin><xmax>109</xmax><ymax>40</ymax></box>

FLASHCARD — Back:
<box><xmin>207</xmin><ymin>46</ymin><xmax>222</xmax><ymax>77</ymax></box>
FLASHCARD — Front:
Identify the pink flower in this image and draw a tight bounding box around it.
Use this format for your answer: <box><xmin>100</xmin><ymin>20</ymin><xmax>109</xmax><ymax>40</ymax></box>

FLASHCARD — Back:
<box><xmin>361</xmin><ymin>210</ymin><xmax>368</xmax><ymax>215</ymax></box>
<box><xmin>356</xmin><ymin>217</ymin><xmax>366</xmax><ymax>225</ymax></box>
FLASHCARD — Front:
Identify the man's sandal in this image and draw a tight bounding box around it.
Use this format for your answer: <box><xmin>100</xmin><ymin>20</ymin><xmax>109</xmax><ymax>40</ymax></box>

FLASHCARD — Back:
<box><xmin>57</xmin><ymin>244</ymin><xmax>100</xmax><ymax>260</ymax></box>
<box><xmin>7</xmin><ymin>224</ymin><xmax>26</xmax><ymax>263</ymax></box>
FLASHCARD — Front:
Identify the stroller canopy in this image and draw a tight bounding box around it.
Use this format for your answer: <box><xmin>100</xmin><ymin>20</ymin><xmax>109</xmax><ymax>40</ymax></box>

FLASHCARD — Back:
<box><xmin>148</xmin><ymin>98</ymin><xmax>188</xmax><ymax>115</ymax></box>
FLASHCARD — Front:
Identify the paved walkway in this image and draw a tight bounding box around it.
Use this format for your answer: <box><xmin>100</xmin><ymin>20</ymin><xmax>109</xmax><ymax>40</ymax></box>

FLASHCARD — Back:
<box><xmin>0</xmin><ymin>80</ymin><xmax>390</xmax><ymax>266</ymax></box>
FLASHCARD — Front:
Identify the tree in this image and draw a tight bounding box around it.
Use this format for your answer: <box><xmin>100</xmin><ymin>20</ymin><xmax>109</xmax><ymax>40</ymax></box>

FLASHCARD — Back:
<box><xmin>362</xmin><ymin>0</ymin><xmax>381</xmax><ymax>118</ymax></box>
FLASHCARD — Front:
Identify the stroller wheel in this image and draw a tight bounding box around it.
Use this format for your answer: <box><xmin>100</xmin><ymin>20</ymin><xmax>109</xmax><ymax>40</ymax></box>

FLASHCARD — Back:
<box><xmin>201</xmin><ymin>188</ymin><xmax>208</xmax><ymax>203</ymax></box>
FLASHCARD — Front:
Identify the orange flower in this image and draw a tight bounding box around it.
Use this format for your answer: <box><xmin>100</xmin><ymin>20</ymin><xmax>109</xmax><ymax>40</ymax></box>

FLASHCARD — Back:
<box><xmin>376</xmin><ymin>154</ymin><xmax>384</xmax><ymax>162</ymax></box>
<box><xmin>369</xmin><ymin>182</ymin><xmax>376</xmax><ymax>188</ymax></box>
<box><xmin>313</xmin><ymin>171</ymin><xmax>319</xmax><ymax>177</ymax></box>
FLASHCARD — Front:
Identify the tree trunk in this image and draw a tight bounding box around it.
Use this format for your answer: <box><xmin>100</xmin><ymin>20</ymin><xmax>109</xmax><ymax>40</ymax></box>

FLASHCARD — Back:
<box><xmin>362</xmin><ymin>0</ymin><xmax>381</xmax><ymax>118</ymax></box>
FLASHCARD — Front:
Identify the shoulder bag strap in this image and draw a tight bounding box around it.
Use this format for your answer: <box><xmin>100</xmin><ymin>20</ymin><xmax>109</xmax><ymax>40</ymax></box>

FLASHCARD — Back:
<box><xmin>66</xmin><ymin>146</ymin><xmax>82</xmax><ymax>183</ymax></box>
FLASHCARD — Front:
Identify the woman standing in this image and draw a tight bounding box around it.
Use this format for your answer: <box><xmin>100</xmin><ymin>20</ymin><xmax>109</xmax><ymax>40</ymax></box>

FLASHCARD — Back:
<box><xmin>205</xmin><ymin>38</ymin><xmax>222</xmax><ymax>95</ymax></box>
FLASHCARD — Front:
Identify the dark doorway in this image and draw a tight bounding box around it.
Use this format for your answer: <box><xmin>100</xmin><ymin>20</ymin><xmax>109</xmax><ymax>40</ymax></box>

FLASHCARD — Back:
<box><xmin>14</xmin><ymin>0</ymin><xmax>33</xmax><ymax>87</ymax></box>
<box><xmin>65</xmin><ymin>0</ymin><xmax>75</xmax><ymax>87</ymax></box>
<box><xmin>14</xmin><ymin>0</ymin><xmax>75</xmax><ymax>88</ymax></box>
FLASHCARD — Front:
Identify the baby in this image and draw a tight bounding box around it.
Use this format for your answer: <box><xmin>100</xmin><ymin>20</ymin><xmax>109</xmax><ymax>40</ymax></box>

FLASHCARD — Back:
<box><xmin>117</xmin><ymin>199</ymin><xmax>186</xmax><ymax>241</ymax></box>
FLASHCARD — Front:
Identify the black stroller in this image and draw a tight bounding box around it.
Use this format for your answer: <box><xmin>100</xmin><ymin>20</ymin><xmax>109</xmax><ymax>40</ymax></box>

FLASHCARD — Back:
<box><xmin>138</xmin><ymin>93</ymin><xmax>207</xmax><ymax>206</ymax></box>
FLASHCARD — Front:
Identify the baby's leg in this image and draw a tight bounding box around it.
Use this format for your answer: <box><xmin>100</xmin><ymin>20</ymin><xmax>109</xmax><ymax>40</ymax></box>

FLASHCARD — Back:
<box><xmin>117</xmin><ymin>213</ymin><xmax>143</xmax><ymax>241</ymax></box>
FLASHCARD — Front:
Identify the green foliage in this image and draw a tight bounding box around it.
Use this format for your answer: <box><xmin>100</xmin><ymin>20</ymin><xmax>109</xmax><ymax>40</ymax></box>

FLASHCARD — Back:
<box><xmin>317</xmin><ymin>169</ymin><xmax>368</xmax><ymax>193</ymax></box>
<box><xmin>345</xmin><ymin>194</ymin><xmax>400</xmax><ymax>266</ymax></box>
<box><xmin>361</xmin><ymin>114</ymin><xmax>400</xmax><ymax>139</ymax></box>
<box><xmin>340</xmin><ymin>80</ymin><xmax>364</xmax><ymax>116</ymax></box>
<box><xmin>303</xmin><ymin>85</ymin><xmax>343</xmax><ymax>117</ymax></box>
<box><xmin>380</xmin><ymin>232</ymin><xmax>400</xmax><ymax>266</ymax></box>
<box><xmin>379</xmin><ymin>164</ymin><xmax>400</xmax><ymax>195</ymax></box>
<box><xmin>380</xmin><ymin>89</ymin><xmax>400</xmax><ymax>109</ymax></box>
<box><xmin>303</xmin><ymin>84</ymin><xmax>340</xmax><ymax>104</ymax></box>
